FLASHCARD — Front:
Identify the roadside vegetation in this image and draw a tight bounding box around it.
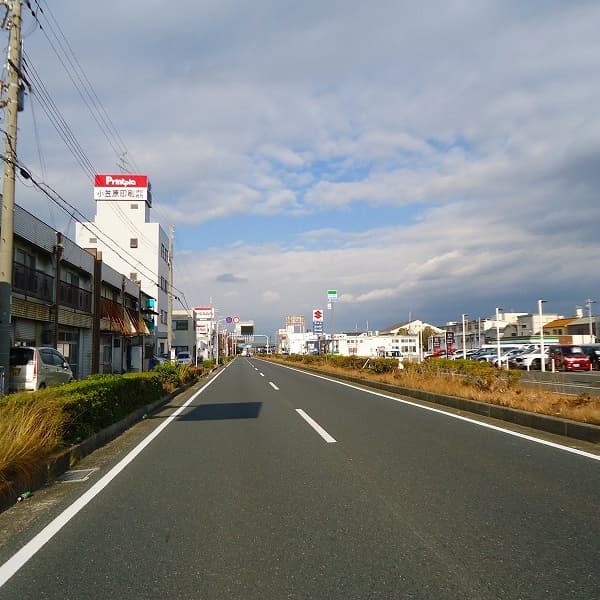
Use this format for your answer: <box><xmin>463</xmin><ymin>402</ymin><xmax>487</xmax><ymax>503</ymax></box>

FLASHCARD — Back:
<box><xmin>0</xmin><ymin>363</ymin><xmax>205</xmax><ymax>494</ymax></box>
<box><xmin>265</xmin><ymin>354</ymin><xmax>600</xmax><ymax>426</ymax></box>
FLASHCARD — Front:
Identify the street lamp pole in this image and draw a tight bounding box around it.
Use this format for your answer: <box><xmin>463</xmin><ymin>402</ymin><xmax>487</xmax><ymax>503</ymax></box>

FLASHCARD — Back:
<box><xmin>461</xmin><ymin>314</ymin><xmax>468</xmax><ymax>359</ymax></box>
<box><xmin>538</xmin><ymin>299</ymin><xmax>546</xmax><ymax>372</ymax></box>
<box><xmin>586</xmin><ymin>298</ymin><xmax>596</xmax><ymax>343</ymax></box>
<box><xmin>495</xmin><ymin>307</ymin><xmax>502</xmax><ymax>367</ymax></box>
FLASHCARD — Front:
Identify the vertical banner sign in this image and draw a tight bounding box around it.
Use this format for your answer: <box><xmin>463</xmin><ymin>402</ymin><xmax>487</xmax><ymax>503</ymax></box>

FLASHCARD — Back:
<box><xmin>327</xmin><ymin>289</ymin><xmax>338</xmax><ymax>303</ymax></box>
<box><xmin>313</xmin><ymin>309</ymin><xmax>324</xmax><ymax>334</ymax></box>
<box><xmin>445</xmin><ymin>331</ymin><xmax>455</xmax><ymax>355</ymax></box>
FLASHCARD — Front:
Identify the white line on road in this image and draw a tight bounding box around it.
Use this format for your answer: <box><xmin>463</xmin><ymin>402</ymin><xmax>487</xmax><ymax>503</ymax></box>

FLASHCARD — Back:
<box><xmin>260</xmin><ymin>372</ymin><xmax>265</xmax><ymax>377</ymax></box>
<box><xmin>269</xmin><ymin>382</ymin><xmax>279</xmax><ymax>390</ymax></box>
<box><xmin>0</xmin><ymin>365</ymin><xmax>230</xmax><ymax>589</ymax></box>
<box><xmin>274</xmin><ymin>363</ymin><xmax>600</xmax><ymax>462</ymax></box>
<box><xmin>296</xmin><ymin>409</ymin><xmax>337</xmax><ymax>443</ymax></box>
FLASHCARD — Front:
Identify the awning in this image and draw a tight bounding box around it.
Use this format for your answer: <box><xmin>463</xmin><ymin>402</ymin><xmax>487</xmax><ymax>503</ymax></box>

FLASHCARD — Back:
<box><xmin>100</xmin><ymin>297</ymin><xmax>128</xmax><ymax>335</ymax></box>
<box><xmin>125</xmin><ymin>307</ymin><xmax>151</xmax><ymax>336</ymax></box>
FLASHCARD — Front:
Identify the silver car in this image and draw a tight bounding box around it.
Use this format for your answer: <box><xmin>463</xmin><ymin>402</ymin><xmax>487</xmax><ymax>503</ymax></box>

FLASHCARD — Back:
<box><xmin>9</xmin><ymin>346</ymin><xmax>74</xmax><ymax>392</ymax></box>
<box><xmin>176</xmin><ymin>351</ymin><xmax>193</xmax><ymax>366</ymax></box>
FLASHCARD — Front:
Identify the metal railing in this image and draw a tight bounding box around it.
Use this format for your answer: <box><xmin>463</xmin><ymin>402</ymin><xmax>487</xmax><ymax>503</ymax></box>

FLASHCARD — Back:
<box><xmin>59</xmin><ymin>280</ymin><xmax>92</xmax><ymax>312</ymax></box>
<box><xmin>12</xmin><ymin>262</ymin><xmax>53</xmax><ymax>302</ymax></box>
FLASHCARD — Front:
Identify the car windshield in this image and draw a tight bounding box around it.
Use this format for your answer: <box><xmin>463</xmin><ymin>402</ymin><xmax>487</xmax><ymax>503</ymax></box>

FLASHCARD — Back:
<box><xmin>9</xmin><ymin>347</ymin><xmax>34</xmax><ymax>366</ymax></box>
<box><xmin>178</xmin><ymin>353</ymin><xmax>190</xmax><ymax>358</ymax></box>
<box><xmin>566</xmin><ymin>347</ymin><xmax>584</xmax><ymax>355</ymax></box>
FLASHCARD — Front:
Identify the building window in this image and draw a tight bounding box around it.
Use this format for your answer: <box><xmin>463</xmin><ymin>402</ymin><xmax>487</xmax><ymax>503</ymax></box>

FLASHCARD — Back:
<box><xmin>130</xmin><ymin>203</ymin><xmax>138</xmax><ymax>209</ymax></box>
<box><xmin>130</xmin><ymin>238</ymin><xmax>138</xmax><ymax>248</ymax></box>
<box><xmin>89</xmin><ymin>237</ymin><xmax>97</xmax><ymax>243</ymax></box>
<box><xmin>174</xmin><ymin>320</ymin><xmax>189</xmax><ymax>331</ymax></box>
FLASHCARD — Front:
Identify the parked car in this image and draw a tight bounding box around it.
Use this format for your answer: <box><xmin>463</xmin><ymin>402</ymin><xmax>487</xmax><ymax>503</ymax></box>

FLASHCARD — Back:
<box><xmin>150</xmin><ymin>354</ymin><xmax>168</xmax><ymax>369</ymax></box>
<box><xmin>547</xmin><ymin>345</ymin><xmax>591</xmax><ymax>372</ymax></box>
<box><xmin>511</xmin><ymin>347</ymin><xmax>550</xmax><ymax>370</ymax></box>
<box><xmin>9</xmin><ymin>346</ymin><xmax>74</xmax><ymax>392</ymax></box>
<box><xmin>580</xmin><ymin>344</ymin><xmax>600</xmax><ymax>370</ymax></box>
<box><xmin>176</xmin><ymin>351</ymin><xmax>193</xmax><ymax>366</ymax></box>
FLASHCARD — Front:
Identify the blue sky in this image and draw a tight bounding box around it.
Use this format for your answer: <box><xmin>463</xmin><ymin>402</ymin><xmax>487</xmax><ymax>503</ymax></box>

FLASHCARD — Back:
<box><xmin>6</xmin><ymin>1</ymin><xmax>600</xmax><ymax>338</ymax></box>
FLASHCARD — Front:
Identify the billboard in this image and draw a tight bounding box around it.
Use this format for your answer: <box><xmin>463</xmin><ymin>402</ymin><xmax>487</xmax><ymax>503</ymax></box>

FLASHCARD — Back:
<box><xmin>194</xmin><ymin>307</ymin><xmax>214</xmax><ymax>320</ymax></box>
<box><xmin>94</xmin><ymin>174</ymin><xmax>151</xmax><ymax>203</ymax></box>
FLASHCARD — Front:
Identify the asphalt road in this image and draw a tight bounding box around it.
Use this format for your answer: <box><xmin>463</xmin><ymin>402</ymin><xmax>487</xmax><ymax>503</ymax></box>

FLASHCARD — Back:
<box><xmin>0</xmin><ymin>357</ymin><xmax>599</xmax><ymax>599</ymax></box>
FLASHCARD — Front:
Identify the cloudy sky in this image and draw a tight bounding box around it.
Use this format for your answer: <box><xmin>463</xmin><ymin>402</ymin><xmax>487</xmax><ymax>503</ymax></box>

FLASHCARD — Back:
<box><xmin>6</xmin><ymin>0</ymin><xmax>600</xmax><ymax>337</ymax></box>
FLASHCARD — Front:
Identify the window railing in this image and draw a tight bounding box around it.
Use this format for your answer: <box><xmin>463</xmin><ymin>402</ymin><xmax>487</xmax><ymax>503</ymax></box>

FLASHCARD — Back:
<box><xmin>13</xmin><ymin>262</ymin><xmax>53</xmax><ymax>302</ymax></box>
<box><xmin>59</xmin><ymin>280</ymin><xmax>92</xmax><ymax>312</ymax></box>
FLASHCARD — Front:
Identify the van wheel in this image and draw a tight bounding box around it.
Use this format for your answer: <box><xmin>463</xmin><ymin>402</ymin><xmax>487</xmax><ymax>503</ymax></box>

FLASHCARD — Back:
<box><xmin>38</xmin><ymin>383</ymin><xmax>46</xmax><ymax>390</ymax></box>
<box><xmin>532</xmin><ymin>359</ymin><xmax>540</xmax><ymax>369</ymax></box>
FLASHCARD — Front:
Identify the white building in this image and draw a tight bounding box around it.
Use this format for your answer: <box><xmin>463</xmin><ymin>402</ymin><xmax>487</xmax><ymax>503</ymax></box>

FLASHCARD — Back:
<box><xmin>277</xmin><ymin>329</ymin><xmax>420</xmax><ymax>361</ymax></box>
<box><xmin>76</xmin><ymin>174</ymin><xmax>170</xmax><ymax>354</ymax></box>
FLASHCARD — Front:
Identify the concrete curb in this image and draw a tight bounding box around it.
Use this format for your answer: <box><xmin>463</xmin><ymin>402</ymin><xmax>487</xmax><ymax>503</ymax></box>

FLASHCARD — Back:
<box><xmin>0</xmin><ymin>380</ymin><xmax>198</xmax><ymax>514</ymax></box>
<box><xmin>277</xmin><ymin>363</ymin><xmax>600</xmax><ymax>444</ymax></box>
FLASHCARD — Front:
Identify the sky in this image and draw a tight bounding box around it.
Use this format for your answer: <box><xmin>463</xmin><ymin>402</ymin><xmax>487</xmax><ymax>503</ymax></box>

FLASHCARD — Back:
<box><xmin>4</xmin><ymin>0</ymin><xmax>600</xmax><ymax>339</ymax></box>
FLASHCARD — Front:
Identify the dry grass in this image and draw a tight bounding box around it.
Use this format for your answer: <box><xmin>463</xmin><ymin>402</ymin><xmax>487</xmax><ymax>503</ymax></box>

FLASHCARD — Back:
<box><xmin>0</xmin><ymin>398</ymin><xmax>64</xmax><ymax>489</ymax></box>
<box><xmin>270</xmin><ymin>359</ymin><xmax>600</xmax><ymax>426</ymax></box>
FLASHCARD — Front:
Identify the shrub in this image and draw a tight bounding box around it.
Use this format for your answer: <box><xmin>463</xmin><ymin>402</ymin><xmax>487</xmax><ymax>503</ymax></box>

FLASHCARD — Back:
<box><xmin>49</xmin><ymin>372</ymin><xmax>164</xmax><ymax>444</ymax></box>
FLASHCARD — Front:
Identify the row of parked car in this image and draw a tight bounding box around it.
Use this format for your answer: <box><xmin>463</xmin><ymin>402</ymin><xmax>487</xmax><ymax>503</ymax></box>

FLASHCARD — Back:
<box><xmin>462</xmin><ymin>343</ymin><xmax>600</xmax><ymax>371</ymax></box>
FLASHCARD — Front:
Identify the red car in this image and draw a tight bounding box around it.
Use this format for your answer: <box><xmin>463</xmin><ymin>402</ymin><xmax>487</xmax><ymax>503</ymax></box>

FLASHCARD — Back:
<box><xmin>547</xmin><ymin>345</ymin><xmax>592</xmax><ymax>372</ymax></box>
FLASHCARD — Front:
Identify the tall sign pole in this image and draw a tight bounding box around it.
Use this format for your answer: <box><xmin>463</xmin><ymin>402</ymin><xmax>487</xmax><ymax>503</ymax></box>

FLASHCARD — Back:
<box><xmin>167</xmin><ymin>224</ymin><xmax>174</xmax><ymax>354</ymax></box>
<box><xmin>0</xmin><ymin>0</ymin><xmax>22</xmax><ymax>390</ymax></box>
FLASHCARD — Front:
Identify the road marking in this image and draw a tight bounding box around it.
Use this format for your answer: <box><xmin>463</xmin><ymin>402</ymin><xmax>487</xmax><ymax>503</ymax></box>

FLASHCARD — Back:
<box><xmin>0</xmin><ymin>366</ymin><xmax>230</xmax><ymax>588</ymax></box>
<box><xmin>273</xmin><ymin>363</ymin><xmax>600</xmax><ymax>462</ymax></box>
<box><xmin>259</xmin><ymin>372</ymin><xmax>265</xmax><ymax>377</ymax></box>
<box><xmin>269</xmin><ymin>382</ymin><xmax>279</xmax><ymax>390</ymax></box>
<box><xmin>254</xmin><ymin>368</ymin><xmax>259</xmax><ymax>371</ymax></box>
<box><xmin>296</xmin><ymin>409</ymin><xmax>337</xmax><ymax>443</ymax></box>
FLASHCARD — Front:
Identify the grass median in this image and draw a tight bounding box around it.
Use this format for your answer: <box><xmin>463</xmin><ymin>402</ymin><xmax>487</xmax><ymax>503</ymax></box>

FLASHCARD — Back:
<box><xmin>0</xmin><ymin>362</ymin><xmax>208</xmax><ymax>494</ymax></box>
<box><xmin>264</xmin><ymin>354</ymin><xmax>600</xmax><ymax>426</ymax></box>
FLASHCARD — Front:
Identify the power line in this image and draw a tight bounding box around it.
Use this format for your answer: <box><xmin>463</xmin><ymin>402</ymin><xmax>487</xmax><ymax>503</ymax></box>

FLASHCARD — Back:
<box><xmin>22</xmin><ymin>50</ymin><xmax>96</xmax><ymax>179</ymax></box>
<box><xmin>1</xmin><ymin>152</ymin><xmax>192</xmax><ymax>305</ymax></box>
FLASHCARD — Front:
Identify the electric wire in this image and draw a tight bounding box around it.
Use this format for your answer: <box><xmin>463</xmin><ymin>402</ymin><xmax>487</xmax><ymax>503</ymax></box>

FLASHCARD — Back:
<box><xmin>1</xmin><ymin>152</ymin><xmax>192</xmax><ymax>307</ymax></box>
<box><xmin>22</xmin><ymin>50</ymin><xmax>96</xmax><ymax>179</ymax></box>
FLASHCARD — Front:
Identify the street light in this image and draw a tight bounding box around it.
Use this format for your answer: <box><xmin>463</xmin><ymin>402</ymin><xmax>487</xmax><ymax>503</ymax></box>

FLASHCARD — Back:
<box><xmin>495</xmin><ymin>307</ymin><xmax>503</xmax><ymax>368</ymax></box>
<box><xmin>461</xmin><ymin>314</ymin><xmax>468</xmax><ymax>359</ymax></box>
<box><xmin>586</xmin><ymin>299</ymin><xmax>596</xmax><ymax>343</ymax></box>
<box><xmin>538</xmin><ymin>299</ymin><xmax>547</xmax><ymax>372</ymax></box>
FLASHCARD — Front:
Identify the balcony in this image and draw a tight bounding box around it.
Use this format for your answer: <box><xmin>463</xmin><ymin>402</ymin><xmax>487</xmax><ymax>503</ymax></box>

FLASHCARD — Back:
<box><xmin>13</xmin><ymin>262</ymin><xmax>53</xmax><ymax>302</ymax></box>
<box><xmin>59</xmin><ymin>280</ymin><xmax>92</xmax><ymax>312</ymax></box>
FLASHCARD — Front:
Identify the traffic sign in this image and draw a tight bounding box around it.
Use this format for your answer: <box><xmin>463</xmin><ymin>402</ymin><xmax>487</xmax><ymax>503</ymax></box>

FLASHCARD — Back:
<box><xmin>327</xmin><ymin>289</ymin><xmax>338</xmax><ymax>302</ymax></box>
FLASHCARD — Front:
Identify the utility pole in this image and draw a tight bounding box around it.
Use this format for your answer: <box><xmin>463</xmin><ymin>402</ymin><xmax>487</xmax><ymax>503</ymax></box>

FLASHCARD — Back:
<box><xmin>166</xmin><ymin>224</ymin><xmax>174</xmax><ymax>355</ymax></box>
<box><xmin>0</xmin><ymin>0</ymin><xmax>22</xmax><ymax>392</ymax></box>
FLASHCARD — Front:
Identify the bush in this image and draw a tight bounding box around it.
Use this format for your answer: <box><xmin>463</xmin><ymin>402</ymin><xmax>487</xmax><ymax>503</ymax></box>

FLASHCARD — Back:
<box><xmin>404</xmin><ymin>358</ymin><xmax>521</xmax><ymax>391</ymax></box>
<box><xmin>49</xmin><ymin>372</ymin><xmax>164</xmax><ymax>444</ymax></box>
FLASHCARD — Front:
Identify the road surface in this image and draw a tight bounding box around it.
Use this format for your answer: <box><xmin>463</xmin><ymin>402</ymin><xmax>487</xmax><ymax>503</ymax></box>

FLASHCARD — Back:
<box><xmin>0</xmin><ymin>357</ymin><xmax>598</xmax><ymax>599</ymax></box>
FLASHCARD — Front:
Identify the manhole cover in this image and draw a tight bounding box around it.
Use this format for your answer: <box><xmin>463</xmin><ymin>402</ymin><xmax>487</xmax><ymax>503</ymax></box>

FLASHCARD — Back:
<box><xmin>58</xmin><ymin>469</ymin><xmax>98</xmax><ymax>483</ymax></box>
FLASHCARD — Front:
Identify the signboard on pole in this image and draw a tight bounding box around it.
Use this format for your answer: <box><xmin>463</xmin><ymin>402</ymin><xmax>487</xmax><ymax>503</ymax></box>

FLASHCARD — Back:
<box><xmin>327</xmin><ymin>289</ymin><xmax>338</xmax><ymax>302</ymax></box>
<box><xmin>313</xmin><ymin>308</ymin><xmax>324</xmax><ymax>334</ymax></box>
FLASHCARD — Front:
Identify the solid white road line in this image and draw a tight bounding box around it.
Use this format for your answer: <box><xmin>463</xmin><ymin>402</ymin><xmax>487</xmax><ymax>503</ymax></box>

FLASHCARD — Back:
<box><xmin>269</xmin><ymin>382</ymin><xmax>279</xmax><ymax>390</ymax></box>
<box><xmin>296</xmin><ymin>409</ymin><xmax>337</xmax><ymax>443</ymax></box>
<box><xmin>274</xmin><ymin>363</ymin><xmax>600</xmax><ymax>462</ymax></box>
<box><xmin>0</xmin><ymin>367</ymin><xmax>230</xmax><ymax>589</ymax></box>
